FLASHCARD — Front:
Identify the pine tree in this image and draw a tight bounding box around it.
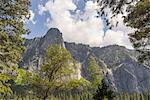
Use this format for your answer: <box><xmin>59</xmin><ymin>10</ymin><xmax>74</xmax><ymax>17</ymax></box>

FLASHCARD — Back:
<box><xmin>0</xmin><ymin>0</ymin><xmax>30</xmax><ymax>96</ymax></box>
<box><xmin>136</xmin><ymin>93</ymin><xmax>140</xmax><ymax>100</ymax></box>
<box><xmin>141</xmin><ymin>93</ymin><xmax>145</xmax><ymax>100</ymax></box>
<box><xmin>93</xmin><ymin>79</ymin><xmax>116</xmax><ymax>100</ymax></box>
<box><xmin>87</xmin><ymin>55</ymin><xmax>103</xmax><ymax>89</ymax></box>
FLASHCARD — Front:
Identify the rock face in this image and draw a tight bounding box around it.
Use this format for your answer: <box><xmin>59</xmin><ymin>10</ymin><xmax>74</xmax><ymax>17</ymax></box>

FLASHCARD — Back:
<box><xmin>21</xmin><ymin>28</ymin><xmax>64</xmax><ymax>68</ymax></box>
<box><xmin>21</xmin><ymin>28</ymin><xmax>150</xmax><ymax>93</ymax></box>
<box><xmin>92</xmin><ymin>46</ymin><xmax>150</xmax><ymax>93</ymax></box>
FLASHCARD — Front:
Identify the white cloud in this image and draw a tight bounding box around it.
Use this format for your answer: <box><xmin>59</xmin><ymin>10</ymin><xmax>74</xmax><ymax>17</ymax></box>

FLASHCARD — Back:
<box><xmin>38</xmin><ymin>0</ymin><xmax>103</xmax><ymax>47</ymax></box>
<box><xmin>38</xmin><ymin>0</ymin><xmax>133</xmax><ymax>48</ymax></box>
<box><xmin>29</xmin><ymin>10</ymin><xmax>36</xmax><ymax>24</ymax></box>
<box><xmin>99</xmin><ymin>6</ymin><xmax>134</xmax><ymax>49</ymax></box>
<box><xmin>101</xmin><ymin>30</ymin><xmax>133</xmax><ymax>49</ymax></box>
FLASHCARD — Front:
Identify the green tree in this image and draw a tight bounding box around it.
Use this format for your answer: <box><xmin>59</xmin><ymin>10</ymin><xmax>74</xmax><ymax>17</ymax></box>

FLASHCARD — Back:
<box><xmin>30</xmin><ymin>45</ymin><xmax>77</xmax><ymax>99</ymax></box>
<box><xmin>0</xmin><ymin>0</ymin><xmax>30</xmax><ymax>96</ymax></box>
<box><xmin>124</xmin><ymin>0</ymin><xmax>150</xmax><ymax>66</ymax></box>
<box><xmin>93</xmin><ymin>79</ymin><xmax>116</xmax><ymax>100</ymax></box>
<box><xmin>87</xmin><ymin>55</ymin><xmax>103</xmax><ymax>89</ymax></box>
<box><xmin>10</xmin><ymin>68</ymin><xmax>31</xmax><ymax>97</ymax></box>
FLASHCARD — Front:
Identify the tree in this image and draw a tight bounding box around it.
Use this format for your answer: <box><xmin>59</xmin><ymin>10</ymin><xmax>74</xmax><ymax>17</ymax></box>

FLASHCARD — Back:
<box><xmin>98</xmin><ymin>0</ymin><xmax>136</xmax><ymax>16</ymax></box>
<box><xmin>97</xmin><ymin>0</ymin><xmax>150</xmax><ymax>66</ymax></box>
<box><xmin>10</xmin><ymin>68</ymin><xmax>31</xmax><ymax>97</ymax></box>
<box><xmin>93</xmin><ymin>79</ymin><xmax>116</xmax><ymax>100</ymax></box>
<box><xmin>0</xmin><ymin>0</ymin><xmax>30</xmax><ymax>96</ymax></box>
<box><xmin>97</xmin><ymin>0</ymin><xmax>135</xmax><ymax>29</ymax></box>
<box><xmin>124</xmin><ymin>0</ymin><xmax>150</xmax><ymax>66</ymax></box>
<box><xmin>63</xmin><ymin>77</ymin><xmax>91</xmax><ymax>94</ymax></box>
<box><xmin>30</xmin><ymin>45</ymin><xmax>77</xmax><ymax>99</ymax></box>
<box><xmin>87</xmin><ymin>55</ymin><xmax>103</xmax><ymax>89</ymax></box>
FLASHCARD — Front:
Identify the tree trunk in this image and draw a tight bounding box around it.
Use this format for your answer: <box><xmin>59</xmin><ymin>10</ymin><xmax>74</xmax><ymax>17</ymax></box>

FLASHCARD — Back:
<box><xmin>43</xmin><ymin>91</ymin><xmax>48</xmax><ymax>100</ymax></box>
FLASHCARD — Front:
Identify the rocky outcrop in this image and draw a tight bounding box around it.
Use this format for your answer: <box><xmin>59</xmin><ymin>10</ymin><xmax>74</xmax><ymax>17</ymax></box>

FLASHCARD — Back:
<box><xmin>21</xmin><ymin>28</ymin><xmax>64</xmax><ymax>68</ymax></box>
<box><xmin>21</xmin><ymin>28</ymin><xmax>150</xmax><ymax>93</ymax></box>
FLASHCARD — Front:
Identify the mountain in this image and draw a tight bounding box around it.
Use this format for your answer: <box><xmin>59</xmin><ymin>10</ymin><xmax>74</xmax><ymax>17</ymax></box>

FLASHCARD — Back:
<box><xmin>21</xmin><ymin>28</ymin><xmax>150</xmax><ymax>93</ymax></box>
<box><xmin>21</xmin><ymin>28</ymin><xmax>64</xmax><ymax>68</ymax></box>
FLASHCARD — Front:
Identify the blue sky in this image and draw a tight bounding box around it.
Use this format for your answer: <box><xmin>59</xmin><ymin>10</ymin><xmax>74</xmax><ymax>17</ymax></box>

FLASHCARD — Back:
<box><xmin>26</xmin><ymin>0</ymin><xmax>133</xmax><ymax>49</ymax></box>
<box><xmin>25</xmin><ymin>0</ymin><xmax>48</xmax><ymax>38</ymax></box>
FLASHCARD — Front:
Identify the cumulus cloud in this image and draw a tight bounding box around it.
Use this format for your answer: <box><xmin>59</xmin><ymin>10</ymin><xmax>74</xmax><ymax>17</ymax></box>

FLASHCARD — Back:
<box><xmin>101</xmin><ymin>30</ymin><xmax>133</xmax><ymax>49</ymax></box>
<box><xmin>38</xmin><ymin>0</ymin><xmax>103</xmax><ymax>47</ymax></box>
<box><xmin>38</xmin><ymin>0</ymin><xmax>133</xmax><ymax>48</ymax></box>
<box><xmin>100</xmin><ymin>6</ymin><xmax>134</xmax><ymax>49</ymax></box>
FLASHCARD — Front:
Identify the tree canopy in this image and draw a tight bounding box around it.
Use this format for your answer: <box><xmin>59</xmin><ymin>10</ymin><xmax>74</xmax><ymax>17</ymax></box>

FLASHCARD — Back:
<box><xmin>87</xmin><ymin>55</ymin><xmax>103</xmax><ymax>89</ymax></box>
<box><xmin>29</xmin><ymin>45</ymin><xmax>77</xmax><ymax>99</ymax></box>
<box><xmin>0</xmin><ymin>0</ymin><xmax>30</xmax><ymax>96</ymax></box>
<box><xmin>124</xmin><ymin>0</ymin><xmax>150</xmax><ymax>66</ymax></box>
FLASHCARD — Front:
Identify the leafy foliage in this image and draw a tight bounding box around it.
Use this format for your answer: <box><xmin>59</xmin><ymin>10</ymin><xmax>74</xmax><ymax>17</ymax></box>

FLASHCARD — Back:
<box><xmin>87</xmin><ymin>55</ymin><xmax>103</xmax><ymax>89</ymax></box>
<box><xmin>98</xmin><ymin>0</ymin><xmax>136</xmax><ymax>15</ymax></box>
<box><xmin>124</xmin><ymin>0</ymin><xmax>150</xmax><ymax>66</ymax></box>
<box><xmin>29</xmin><ymin>45</ymin><xmax>77</xmax><ymax>99</ymax></box>
<box><xmin>9</xmin><ymin>68</ymin><xmax>32</xmax><ymax>97</ymax></box>
<box><xmin>62</xmin><ymin>77</ymin><xmax>91</xmax><ymax>93</ymax></box>
<box><xmin>0</xmin><ymin>68</ymin><xmax>12</xmax><ymax>96</ymax></box>
<box><xmin>97</xmin><ymin>0</ymin><xmax>136</xmax><ymax>29</ymax></box>
<box><xmin>15</xmin><ymin>68</ymin><xmax>28</xmax><ymax>85</ymax></box>
<box><xmin>0</xmin><ymin>0</ymin><xmax>30</xmax><ymax>96</ymax></box>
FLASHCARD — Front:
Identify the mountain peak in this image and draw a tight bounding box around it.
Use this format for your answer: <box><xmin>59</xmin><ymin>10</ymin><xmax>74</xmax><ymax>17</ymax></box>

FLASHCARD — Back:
<box><xmin>45</xmin><ymin>28</ymin><xmax>62</xmax><ymax>37</ymax></box>
<box><xmin>39</xmin><ymin>28</ymin><xmax>64</xmax><ymax>50</ymax></box>
<box><xmin>43</xmin><ymin>28</ymin><xmax>63</xmax><ymax>42</ymax></box>
<box><xmin>47</xmin><ymin>28</ymin><xmax>61</xmax><ymax>33</ymax></box>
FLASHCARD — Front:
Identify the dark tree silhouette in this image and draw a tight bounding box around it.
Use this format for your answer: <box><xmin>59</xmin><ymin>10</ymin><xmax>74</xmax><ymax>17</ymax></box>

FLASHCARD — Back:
<box><xmin>93</xmin><ymin>79</ymin><xmax>116</xmax><ymax>100</ymax></box>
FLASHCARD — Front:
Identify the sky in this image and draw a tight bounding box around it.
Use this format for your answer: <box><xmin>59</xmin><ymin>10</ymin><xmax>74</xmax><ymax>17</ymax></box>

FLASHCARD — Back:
<box><xmin>26</xmin><ymin>0</ymin><xmax>134</xmax><ymax>49</ymax></box>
